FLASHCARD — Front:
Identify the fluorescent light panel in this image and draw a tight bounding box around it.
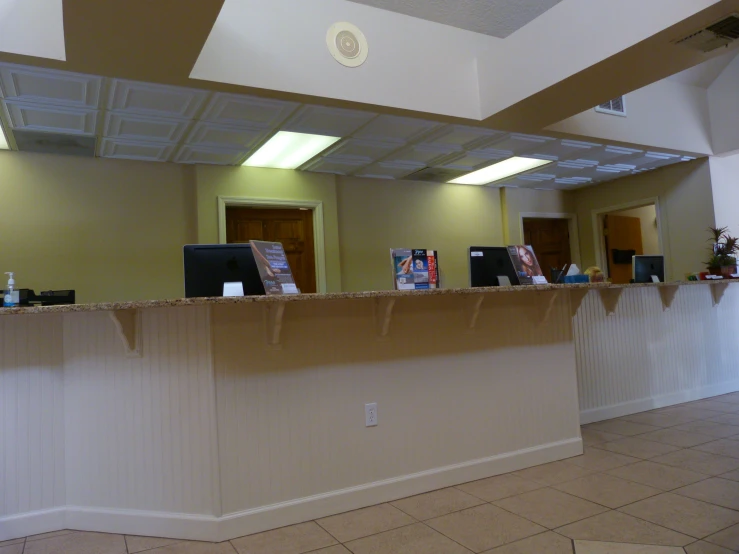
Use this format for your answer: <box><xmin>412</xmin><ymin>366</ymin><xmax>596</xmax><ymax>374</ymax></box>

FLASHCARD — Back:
<box><xmin>0</xmin><ymin>125</ymin><xmax>8</xmax><ymax>150</ymax></box>
<box><xmin>449</xmin><ymin>156</ymin><xmax>553</xmax><ymax>186</ymax></box>
<box><xmin>243</xmin><ymin>131</ymin><xmax>341</xmax><ymax>169</ymax></box>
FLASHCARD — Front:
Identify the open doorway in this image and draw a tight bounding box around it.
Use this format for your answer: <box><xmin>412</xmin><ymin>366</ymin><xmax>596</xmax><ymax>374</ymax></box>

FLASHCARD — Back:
<box><xmin>595</xmin><ymin>201</ymin><xmax>662</xmax><ymax>284</ymax></box>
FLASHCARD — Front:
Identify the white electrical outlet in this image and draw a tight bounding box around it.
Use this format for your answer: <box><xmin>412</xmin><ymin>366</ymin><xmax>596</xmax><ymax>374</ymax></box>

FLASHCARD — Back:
<box><xmin>365</xmin><ymin>402</ymin><xmax>378</xmax><ymax>427</ymax></box>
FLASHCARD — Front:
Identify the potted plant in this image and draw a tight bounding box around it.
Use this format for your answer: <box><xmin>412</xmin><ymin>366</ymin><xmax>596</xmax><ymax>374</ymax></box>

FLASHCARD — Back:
<box><xmin>707</xmin><ymin>227</ymin><xmax>739</xmax><ymax>276</ymax></box>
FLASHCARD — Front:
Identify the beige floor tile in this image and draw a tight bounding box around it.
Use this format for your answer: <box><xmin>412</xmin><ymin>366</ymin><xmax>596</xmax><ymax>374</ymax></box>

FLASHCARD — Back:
<box><xmin>637</xmin><ymin>429</ymin><xmax>715</xmax><ymax>448</ymax></box>
<box><xmin>688</xmin><ymin>401</ymin><xmax>739</xmax><ymax>414</ymax></box>
<box><xmin>0</xmin><ymin>544</ymin><xmax>24</xmax><ymax>554</ymax></box>
<box><xmin>0</xmin><ymin>540</ymin><xmax>24</xmax><ymax>547</ymax></box>
<box><xmin>674</xmin><ymin>421</ymin><xmax>739</xmax><ymax>439</ymax></box>
<box><xmin>582</xmin><ymin>429</ymin><xmax>625</xmax><ymax>446</ymax></box>
<box><xmin>574</xmin><ymin>541</ymin><xmax>684</xmax><ymax>553</ymax></box>
<box><xmin>316</xmin><ymin>504</ymin><xmax>414</xmax><ymax>543</ymax></box>
<box><xmin>674</xmin><ymin>477</ymin><xmax>739</xmax><ymax>510</ymax></box>
<box><xmin>653</xmin><ymin>407</ymin><xmax>722</xmax><ymax>420</ymax></box>
<box><xmin>494</xmin><ymin>488</ymin><xmax>608</xmax><ymax>529</ymax></box>
<box><xmin>565</xmin><ymin>448</ymin><xmax>640</xmax><ymax>472</ymax></box>
<box><xmin>26</xmin><ymin>531</ymin><xmax>76</xmax><ymax>542</ymax></box>
<box><xmin>426</xmin><ymin>503</ymin><xmax>546</xmax><ymax>552</ymax></box>
<box><xmin>619</xmin><ymin>492</ymin><xmax>739</xmax><ymax>539</ymax></box>
<box><xmin>713</xmin><ymin>392</ymin><xmax>739</xmax><ymax>404</ymax></box>
<box><xmin>390</xmin><ymin>487</ymin><xmax>484</xmax><ymax>520</ymax></box>
<box><xmin>125</xmin><ymin>536</ymin><xmax>183</xmax><ymax>554</ymax></box>
<box><xmin>684</xmin><ymin>540</ymin><xmax>735</xmax><ymax>554</ymax></box>
<box><xmin>482</xmin><ymin>531</ymin><xmax>572</xmax><ymax>553</ymax></box>
<box><xmin>24</xmin><ymin>531</ymin><xmax>126</xmax><ymax>554</ymax></box>
<box><xmin>554</xmin><ymin>473</ymin><xmax>661</xmax><ymax>509</ymax></box>
<box><xmin>343</xmin><ymin>523</ymin><xmax>470</xmax><ymax>554</ymax></box>
<box><xmin>606</xmin><ymin>460</ymin><xmax>707</xmax><ymax>490</ymax></box>
<box><xmin>308</xmin><ymin>547</ymin><xmax>350</xmax><ymax>554</ymax></box>
<box><xmin>593</xmin><ymin>438</ymin><xmax>680</xmax><ymax>460</ymax></box>
<box><xmin>705</xmin><ymin>523</ymin><xmax>739</xmax><ymax>551</ymax></box>
<box><xmin>584</xmin><ymin>421</ymin><xmax>661</xmax><ymax>437</ymax></box>
<box><xmin>231</xmin><ymin>521</ymin><xmax>336</xmax><ymax>554</ymax></box>
<box><xmin>619</xmin><ymin>411</ymin><xmax>697</xmax><ymax>427</ymax></box>
<box><xmin>650</xmin><ymin>449</ymin><xmax>739</xmax><ymax>476</ymax></box>
<box><xmin>693</xmin><ymin>439</ymin><xmax>739</xmax><ymax>459</ymax></box>
<box><xmin>719</xmin><ymin>468</ymin><xmax>739</xmax><ymax>481</ymax></box>
<box><xmin>555</xmin><ymin>511</ymin><xmax>693</xmax><ymax>547</ymax></box>
<box><xmin>708</xmin><ymin>413</ymin><xmax>739</xmax><ymax>426</ymax></box>
<box><xmin>512</xmin><ymin>460</ymin><xmax>596</xmax><ymax>486</ymax></box>
<box><xmin>456</xmin><ymin>473</ymin><xmax>545</xmax><ymax>502</ymax></box>
<box><xmin>141</xmin><ymin>542</ymin><xmax>235</xmax><ymax>554</ymax></box>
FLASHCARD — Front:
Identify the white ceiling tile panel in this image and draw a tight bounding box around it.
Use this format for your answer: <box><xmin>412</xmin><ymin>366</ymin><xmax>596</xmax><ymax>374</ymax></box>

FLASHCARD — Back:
<box><xmin>323</xmin><ymin>138</ymin><xmax>402</xmax><ymax>163</ymax></box>
<box><xmin>173</xmin><ymin>145</ymin><xmax>248</xmax><ymax>165</ymax></box>
<box><xmin>282</xmin><ymin>105</ymin><xmax>376</xmax><ymax>137</ymax></box>
<box><xmin>108</xmin><ymin>79</ymin><xmax>209</xmax><ymax>118</ymax></box>
<box><xmin>484</xmin><ymin>133</ymin><xmax>557</xmax><ymax>157</ymax></box>
<box><xmin>100</xmin><ymin>138</ymin><xmax>175</xmax><ymax>162</ymax></box>
<box><xmin>200</xmin><ymin>93</ymin><xmax>299</xmax><ymax>128</ymax></box>
<box><xmin>104</xmin><ymin>113</ymin><xmax>190</xmax><ymax>143</ymax></box>
<box><xmin>532</xmin><ymin>139</ymin><xmax>602</xmax><ymax>160</ymax></box>
<box><xmin>185</xmin><ymin>121</ymin><xmax>269</xmax><ymax>150</ymax></box>
<box><xmin>419</xmin><ymin>124</ymin><xmax>505</xmax><ymax>150</ymax></box>
<box><xmin>382</xmin><ymin>143</ymin><xmax>459</xmax><ymax>166</ymax></box>
<box><xmin>355</xmin><ymin>161</ymin><xmax>424</xmax><ymax>180</ymax></box>
<box><xmin>301</xmin><ymin>157</ymin><xmax>369</xmax><ymax>175</ymax></box>
<box><xmin>437</xmin><ymin>149</ymin><xmax>509</xmax><ymax>171</ymax></box>
<box><xmin>0</xmin><ymin>64</ymin><xmax>101</xmax><ymax>108</ymax></box>
<box><xmin>353</xmin><ymin>114</ymin><xmax>443</xmax><ymax>143</ymax></box>
<box><xmin>2</xmin><ymin>100</ymin><xmax>97</xmax><ymax>134</ymax></box>
<box><xmin>584</xmin><ymin>145</ymin><xmax>644</xmax><ymax>165</ymax></box>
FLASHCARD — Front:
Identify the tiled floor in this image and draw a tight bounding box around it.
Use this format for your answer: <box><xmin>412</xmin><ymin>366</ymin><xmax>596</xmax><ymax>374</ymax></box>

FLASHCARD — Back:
<box><xmin>5</xmin><ymin>393</ymin><xmax>739</xmax><ymax>554</ymax></box>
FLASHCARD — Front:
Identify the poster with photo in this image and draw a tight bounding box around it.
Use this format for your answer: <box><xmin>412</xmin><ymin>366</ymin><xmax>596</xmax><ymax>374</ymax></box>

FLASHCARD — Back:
<box><xmin>506</xmin><ymin>245</ymin><xmax>547</xmax><ymax>285</ymax></box>
<box><xmin>249</xmin><ymin>240</ymin><xmax>300</xmax><ymax>295</ymax></box>
<box><xmin>391</xmin><ymin>249</ymin><xmax>439</xmax><ymax>290</ymax></box>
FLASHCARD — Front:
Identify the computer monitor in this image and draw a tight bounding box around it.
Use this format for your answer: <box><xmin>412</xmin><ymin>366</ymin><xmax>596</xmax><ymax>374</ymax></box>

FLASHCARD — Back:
<box><xmin>469</xmin><ymin>246</ymin><xmax>520</xmax><ymax>287</ymax></box>
<box><xmin>183</xmin><ymin>244</ymin><xmax>265</xmax><ymax>298</ymax></box>
<box><xmin>633</xmin><ymin>255</ymin><xmax>665</xmax><ymax>283</ymax></box>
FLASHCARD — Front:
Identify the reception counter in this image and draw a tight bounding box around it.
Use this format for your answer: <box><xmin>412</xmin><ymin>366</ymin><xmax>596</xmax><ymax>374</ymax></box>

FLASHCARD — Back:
<box><xmin>1</xmin><ymin>281</ymin><xmax>737</xmax><ymax>542</ymax></box>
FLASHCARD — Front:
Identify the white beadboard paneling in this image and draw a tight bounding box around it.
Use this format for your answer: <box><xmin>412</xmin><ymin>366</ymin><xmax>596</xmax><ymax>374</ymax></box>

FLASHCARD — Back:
<box><xmin>575</xmin><ymin>285</ymin><xmax>739</xmax><ymax>423</ymax></box>
<box><xmin>212</xmin><ymin>291</ymin><xmax>579</xmax><ymax>514</ymax></box>
<box><xmin>62</xmin><ymin>307</ymin><xmax>219</xmax><ymax>516</ymax></box>
<box><xmin>0</xmin><ymin>314</ymin><xmax>65</xmax><ymax>518</ymax></box>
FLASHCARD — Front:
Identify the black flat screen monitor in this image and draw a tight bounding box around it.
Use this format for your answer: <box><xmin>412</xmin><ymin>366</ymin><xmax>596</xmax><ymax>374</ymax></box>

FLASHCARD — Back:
<box><xmin>633</xmin><ymin>255</ymin><xmax>665</xmax><ymax>283</ymax></box>
<box><xmin>469</xmin><ymin>246</ymin><xmax>520</xmax><ymax>287</ymax></box>
<box><xmin>183</xmin><ymin>244</ymin><xmax>265</xmax><ymax>298</ymax></box>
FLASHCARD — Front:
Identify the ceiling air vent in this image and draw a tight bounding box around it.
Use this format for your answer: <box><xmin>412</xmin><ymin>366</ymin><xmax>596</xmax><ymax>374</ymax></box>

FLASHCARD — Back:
<box><xmin>674</xmin><ymin>14</ymin><xmax>739</xmax><ymax>53</ymax></box>
<box><xmin>594</xmin><ymin>96</ymin><xmax>626</xmax><ymax>117</ymax></box>
<box><xmin>14</xmin><ymin>130</ymin><xmax>96</xmax><ymax>157</ymax></box>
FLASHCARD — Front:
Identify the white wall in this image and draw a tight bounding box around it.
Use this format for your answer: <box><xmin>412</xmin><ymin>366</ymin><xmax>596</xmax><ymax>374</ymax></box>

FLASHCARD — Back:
<box><xmin>708</xmin><ymin>54</ymin><xmax>739</xmax><ymax>155</ymax></box>
<box><xmin>547</xmin><ymin>79</ymin><xmax>713</xmax><ymax>155</ymax></box>
<box><xmin>709</xmin><ymin>152</ymin><xmax>739</xmax><ymax>235</ymax></box>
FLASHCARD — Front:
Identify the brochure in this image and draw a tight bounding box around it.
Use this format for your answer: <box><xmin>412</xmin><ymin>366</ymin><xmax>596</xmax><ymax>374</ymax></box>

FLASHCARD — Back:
<box><xmin>249</xmin><ymin>240</ymin><xmax>300</xmax><ymax>295</ymax></box>
<box><xmin>506</xmin><ymin>245</ymin><xmax>547</xmax><ymax>285</ymax></box>
<box><xmin>391</xmin><ymin>249</ymin><xmax>440</xmax><ymax>290</ymax></box>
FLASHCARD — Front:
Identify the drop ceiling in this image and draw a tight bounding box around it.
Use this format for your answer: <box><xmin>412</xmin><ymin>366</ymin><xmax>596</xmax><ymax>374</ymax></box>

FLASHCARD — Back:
<box><xmin>344</xmin><ymin>0</ymin><xmax>563</xmax><ymax>38</ymax></box>
<box><xmin>0</xmin><ymin>62</ymin><xmax>695</xmax><ymax>191</ymax></box>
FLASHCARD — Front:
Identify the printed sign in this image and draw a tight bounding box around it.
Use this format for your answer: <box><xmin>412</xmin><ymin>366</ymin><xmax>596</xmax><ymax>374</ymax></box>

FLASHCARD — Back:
<box><xmin>391</xmin><ymin>249</ymin><xmax>440</xmax><ymax>290</ymax></box>
<box><xmin>249</xmin><ymin>240</ymin><xmax>300</xmax><ymax>295</ymax></box>
<box><xmin>507</xmin><ymin>245</ymin><xmax>546</xmax><ymax>285</ymax></box>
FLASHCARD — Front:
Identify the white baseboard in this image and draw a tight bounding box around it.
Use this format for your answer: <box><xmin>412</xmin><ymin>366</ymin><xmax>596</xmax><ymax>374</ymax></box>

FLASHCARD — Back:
<box><xmin>580</xmin><ymin>381</ymin><xmax>739</xmax><ymax>425</ymax></box>
<box><xmin>0</xmin><ymin>437</ymin><xmax>582</xmax><ymax>543</ymax></box>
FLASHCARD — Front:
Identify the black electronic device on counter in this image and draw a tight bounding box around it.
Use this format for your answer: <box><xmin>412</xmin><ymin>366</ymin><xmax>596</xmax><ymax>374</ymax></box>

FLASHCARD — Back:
<box><xmin>632</xmin><ymin>255</ymin><xmax>665</xmax><ymax>283</ymax></box>
<box><xmin>16</xmin><ymin>289</ymin><xmax>76</xmax><ymax>306</ymax></box>
<box><xmin>469</xmin><ymin>246</ymin><xmax>520</xmax><ymax>287</ymax></box>
<box><xmin>183</xmin><ymin>244</ymin><xmax>265</xmax><ymax>298</ymax></box>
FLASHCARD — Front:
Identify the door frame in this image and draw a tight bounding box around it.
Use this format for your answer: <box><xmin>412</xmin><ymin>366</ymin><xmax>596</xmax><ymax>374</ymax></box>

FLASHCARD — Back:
<box><xmin>591</xmin><ymin>197</ymin><xmax>664</xmax><ymax>280</ymax></box>
<box><xmin>217</xmin><ymin>196</ymin><xmax>328</xmax><ymax>293</ymax></box>
<box><xmin>519</xmin><ymin>212</ymin><xmax>582</xmax><ymax>268</ymax></box>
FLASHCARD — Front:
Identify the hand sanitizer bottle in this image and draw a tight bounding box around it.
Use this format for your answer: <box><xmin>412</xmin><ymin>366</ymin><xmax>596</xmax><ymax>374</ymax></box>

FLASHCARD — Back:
<box><xmin>3</xmin><ymin>272</ymin><xmax>17</xmax><ymax>307</ymax></box>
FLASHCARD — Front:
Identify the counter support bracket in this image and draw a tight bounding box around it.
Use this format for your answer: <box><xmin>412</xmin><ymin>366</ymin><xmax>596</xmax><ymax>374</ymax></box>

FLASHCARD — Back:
<box><xmin>109</xmin><ymin>309</ymin><xmax>142</xmax><ymax>358</ymax></box>
<box><xmin>535</xmin><ymin>290</ymin><xmax>561</xmax><ymax>326</ymax></box>
<box><xmin>598</xmin><ymin>288</ymin><xmax>623</xmax><ymax>316</ymax></box>
<box><xmin>569</xmin><ymin>289</ymin><xmax>590</xmax><ymax>318</ymax></box>
<box><xmin>374</xmin><ymin>297</ymin><xmax>396</xmax><ymax>338</ymax></box>
<box><xmin>465</xmin><ymin>294</ymin><xmax>485</xmax><ymax>331</ymax></box>
<box><xmin>264</xmin><ymin>302</ymin><xmax>286</xmax><ymax>348</ymax></box>
<box><xmin>659</xmin><ymin>284</ymin><xmax>680</xmax><ymax>311</ymax></box>
<box><xmin>711</xmin><ymin>282</ymin><xmax>730</xmax><ymax>307</ymax></box>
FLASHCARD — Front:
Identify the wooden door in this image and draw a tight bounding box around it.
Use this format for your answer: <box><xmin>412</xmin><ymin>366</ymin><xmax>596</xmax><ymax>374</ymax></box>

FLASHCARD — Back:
<box><xmin>226</xmin><ymin>207</ymin><xmax>317</xmax><ymax>293</ymax></box>
<box><xmin>604</xmin><ymin>214</ymin><xmax>643</xmax><ymax>284</ymax></box>
<box><xmin>522</xmin><ymin>218</ymin><xmax>572</xmax><ymax>279</ymax></box>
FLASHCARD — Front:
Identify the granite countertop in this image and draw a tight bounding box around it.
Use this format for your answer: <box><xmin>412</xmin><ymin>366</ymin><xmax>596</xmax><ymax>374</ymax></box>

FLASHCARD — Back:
<box><xmin>0</xmin><ymin>279</ymin><xmax>733</xmax><ymax>316</ymax></box>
